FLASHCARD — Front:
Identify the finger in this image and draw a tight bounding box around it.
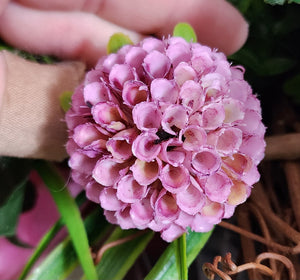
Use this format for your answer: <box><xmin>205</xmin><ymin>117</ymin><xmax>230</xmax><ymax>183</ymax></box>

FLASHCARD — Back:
<box><xmin>0</xmin><ymin>50</ymin><xmax>85</xmax><ymax>161</ymax></box>
<box><xmin>0</xmin><ymin>3</ymin><xmax>143</xmax><ymax>66</ymax></box>
<box><xmin>0</xmin><ymin>0</ymin><xmax>9</xmax><ymax>14</ymax></box>
<box><xmin>15</xmin><ymin>0</ymin><xmax>248</xmax><ymax>54</ymax></box>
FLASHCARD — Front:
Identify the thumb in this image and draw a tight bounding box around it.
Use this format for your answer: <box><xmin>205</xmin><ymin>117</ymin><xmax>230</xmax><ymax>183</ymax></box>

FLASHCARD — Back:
<box><xmin>0</xmin><ymin>51</ymin><xmax>85</xmax><ymax>161</ymax></box>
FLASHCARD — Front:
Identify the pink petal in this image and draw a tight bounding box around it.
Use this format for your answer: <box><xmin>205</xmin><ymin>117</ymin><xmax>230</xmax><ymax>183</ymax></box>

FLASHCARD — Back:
<box><xmin>222</xmin><ymin>153</ymin><xmax>253</xmax><ymax>178</ymax></box>
<box><xmin>73</xmin><ymin>123</ymin><xmax>108</xmax><ymax>149</ymax></box>
<box><xmin>104</xmin><ymin>210</ymin><xmax>118</xmax><ymax>224</ymax></box>
<box><xmin>161</xmin><ymin>105</ymin><xmax>188</xmax><ymax>135</ymax></box>
<box><xmin>92</xmin><ymin>102</ymin><xmax>127</xmax><ymax>132</ymax></box>
<box><xmin>125</xmin><ymin>46</ymin><xmax>147</xmax><ymax>76</ymax></box>
<box><xmin>92</xmin><ymin>158</ymin><xmax>128</xmax><ymax>186</ymax></box>
<box><xmin>201</xmin><ymin>73</ymin><xmax>226</xmax><ymax>99</ymax></box>
<box><xmin>100</xmin><ymin>53</ymin><xmax>124</xmax><ymax>72</ymax></box>
<box><xmin>166</xmin><ymin>40</ymin><xmax>191</xmax><ymax>68</ymax></box>
<box><xmin>213</xmin><ymin>127</ymin><xmax>243</xmax><ymax>156</ymax></box>
<box><xmin>143</xmin><ymin>50</ymin><xmax>171</xmax><ymax>78</ymax></box>
<box><xmin>155</xmin><ymin>190</ymin><xmax>179</xmax><ymax>221</ymax></box>
<box><xmin>132</xmin><ymin>102</ymin><xmax>162</xmax><ymax>131</ymax></box>
<box><xmin>191</xmin><ymin>214</ymin><xmax>215</xmax><ymax>232</ymax></box>
<box><xmin>239</xmin><ymin>135</ymin><xmax>266</xmax><ymax>164</ymax></box>
<box><xmin>99</xmin><ymin>187</ymin><xmax>125</xmax><ymax>211</ymax></box>
<box><xmin>228</xmin><ymin>79</ymin><xmax>250</xmax><ymax>102</ymax></box>
<box><xmin>175</xmin><ymin>211</ymin><xmax>194</xmax><ymax>228</ymax></box>
<box><xmin>109</xmin><ymin>64</ymin><xmax>135</xmax><ymax>89</ymax></box>
<box><xmin>179</xmin><ymin>80</ymin><xmax>205</xmax><ymax>113</ymax></box>
<box><xmin>223</xmin><ymin>204</ymin><xmax>236</xmax><ymax>219</ymax></box>
<box><xmin>176</xmin><ymin>177</ymin><xmax>205</xmax><ymax>215</ymax></box>
<box><xmin>132</xmin><ymin>132</ymin><xmax>161</xmax><ymax>162</ymax></box>
<box><xmin>200</xmin><ymin>200</ymin><xmax>225</xmax><ymax>224</ymax></box>
<box><xmin>161</xmin><ymin>224</ymin><xmax>186</xmax><ymax>242</ymax></box>
<box><xmin>192</xmin><ymin>148</ymin><xmax>221</xmax><ymax>175</ymax></box>
<box><xmin>83</xmin><ymin>81</ymin><xmax>112</xmax><ymax>106</ymax></box>
<box><xmin>150</xmin><ymin>78</ymin><xmax>179</xmax><ymax>104</ymax></box>
<box><xmin>69</xmin><ymin>152</ymin><xmax>97</xmax><ymax>174</ymax></box>
<box><xmin>204</xmin><ymin>171</ymin><xmax>233</xmax><ymax>203</ymax></box>
<box><xmin>174</xmin><ymin>62</ymin><xmax>197</xmax><ymax>87</ymax></box>
<box><xmin>85</xmin><ymin>181</ymin><xmax>104</xmax><ymax>203</ymax></box>
<box><xmin>106</xmin><ymin>128</ymin><xmax>138</xmax><ymax>161</ymax></box>
<box><xmin>159</xmin><ymin>138</ymin><xmax>186</xmax><ymax>167</ymax></box>
<box><xmin>227</xmin><ymin>180</ymin><xmax>251</xmax><ymax>206</ymax></box>
<box><xmin>238</xmin><ymin>109</ymin><xmax>262</xmax><ymax>134</ymax></box>
<box><xmin>122</xmin><ymin>80</ymin><xmax>149</xmax><ymax>107</ymax></box>
<box><xmin>130</xmin><ymin>158</ymin><xmax>161</xmax><ymax>186</ymax></box>
<box><xmin>191</xmin><ymin>45</ymin><xmax>214</xmax><ymax>73</ymax></box>
<box><xmin>141</xmin><ymin>37</ymin><xmax>165</xmax><ymax>53</ymax></box>
<box><xmin>181</xmin><ymin>125</ymin><xmax>207</xmax><ymax>151</ymax></box>
<box><xmin>201</xmin><ymin>102</ymin><xmax>225</xmax><ymax>130</ymax></box>
<box><xmin>115</xmin><ymin>207</ymin><xmax>136</xmax><ymax>229</ymax></box>
<box><xmin>130</xmin><ymin>197</ymin><xmax>153</xmax><ymax>227</ymax></box>
<box><xmin>222</xmin><ymin>98</ymin><xmax>245</xmax><ymax>123</ymax></box>
<box><xmin>116</xmin><ymin>174</ymin><xmax>147</xmax><ymax>203</ymax></box>
<box><xmin>160</xmin><ymin>164</ymin><xmax>190</xmax><ymax>194</ymax></box>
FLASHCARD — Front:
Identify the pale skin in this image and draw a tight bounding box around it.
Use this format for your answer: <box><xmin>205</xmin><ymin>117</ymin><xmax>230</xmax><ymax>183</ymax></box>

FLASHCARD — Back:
<box><xmin>0</xmin><ymin>0</ymin><xmax>249</xmax><ymax>161</ymax></box>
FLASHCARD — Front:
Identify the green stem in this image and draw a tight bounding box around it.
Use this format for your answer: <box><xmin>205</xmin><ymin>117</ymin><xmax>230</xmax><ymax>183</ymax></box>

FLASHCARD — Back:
<box><xmin>34</xmin><ymin>161</ymin><xmax>97</xmax><ymax>280</ymax></box>
<box><xmin>18</xmin><ymin>220</ymin><xmax>63</xmax><ymax>280</ymax></box>
<box><xmin>175</xmin><ymin>233</ymin><xmax>188</xmax><ymax>280</ymax></box>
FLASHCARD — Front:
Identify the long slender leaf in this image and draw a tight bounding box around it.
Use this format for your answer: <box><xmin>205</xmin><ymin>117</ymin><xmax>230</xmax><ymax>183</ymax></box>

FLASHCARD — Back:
<box><xmin>95</xmin><ymin>228</ymin><xmax>154</xmax><ymax>280</ymax></box>
<box><xmin>0</xmin><ymin>180</ymin><xmax>26</xmax><ymax>236</ymax></box>
<box><xmin>175</xmin><ymin>233</ymin><xmax>188</xmax><ymax>280</ymax></box>
<box><xmin>19</xmin><ymin>191</ymin><xmax>87</xmax><ymax>280</ymax></box>
<box><xmin>145</xmin><ymin>229</ymin><xmax>214</xmax><ymax>280</ymax></box>
<box><xmin>34</xmin><ymin>161</ymin><xmax>97</xmax><ymax>280</ymax></box>
<box><xmin>27</xmin><ymin>210</ymin><xmax>110</xmax><ymax>280</ymax></box>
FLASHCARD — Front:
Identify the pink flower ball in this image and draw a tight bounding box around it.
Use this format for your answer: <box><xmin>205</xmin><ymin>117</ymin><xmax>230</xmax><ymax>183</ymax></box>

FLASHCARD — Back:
<box><xmin>66</xmin><ymin>36</ymin><xmax>266</xmax><ymax>242</ymax></box>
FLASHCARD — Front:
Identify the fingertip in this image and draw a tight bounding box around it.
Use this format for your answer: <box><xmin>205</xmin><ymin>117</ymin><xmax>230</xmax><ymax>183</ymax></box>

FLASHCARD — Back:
<box><xmin>0</xmin><ymin>51</ymin><xmax>8</xmax><ymax>111</ymax></box>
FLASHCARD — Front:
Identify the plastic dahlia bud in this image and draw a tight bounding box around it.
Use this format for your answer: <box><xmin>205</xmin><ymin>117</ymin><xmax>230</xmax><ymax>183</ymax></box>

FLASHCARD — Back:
<box><xmin>65</xmin><ymin>36</ymin><xmax>266</xmax><ymax>242</ymax></box>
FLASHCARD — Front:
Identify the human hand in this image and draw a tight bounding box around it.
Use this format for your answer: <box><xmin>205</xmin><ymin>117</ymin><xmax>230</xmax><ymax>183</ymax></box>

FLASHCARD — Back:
<box><xmin>0</xmin><ymin>0</ymin><xmax>248</xmax><ymax>161</ymax></box>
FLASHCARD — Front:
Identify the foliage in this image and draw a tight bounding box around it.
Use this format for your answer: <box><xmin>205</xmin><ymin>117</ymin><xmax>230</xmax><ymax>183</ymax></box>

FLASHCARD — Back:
<box><xmin>1</xmin><ymin>1</ymin><xmax>300</xmax><ymax>279</ymax></box>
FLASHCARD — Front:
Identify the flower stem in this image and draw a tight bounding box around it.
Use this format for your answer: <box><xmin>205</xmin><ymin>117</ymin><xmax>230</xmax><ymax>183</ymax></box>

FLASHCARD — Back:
<box><xmin>175</xmin><ymin>233</ymin><xmax>188</xmax><ymax>280</ymax></box>
<box><xmin>34</xmin><ymin>161</ymin><xmax>97</xmax><ymax>280</ymax></box>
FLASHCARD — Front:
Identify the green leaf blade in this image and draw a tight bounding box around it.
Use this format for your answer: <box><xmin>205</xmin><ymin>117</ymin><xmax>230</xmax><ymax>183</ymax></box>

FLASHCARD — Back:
<box><xmin>173</xmin><ymin>23</ymin><xmax>197</xmax><ymax>43</ymax></box>
<box><xmin>95</xmin><ymin>228</ymin><xmax>154</xmax><ymax>280</ymax></box>
<box><xmin>26</xmin><ymin>210</ymin><xmax>110</xmax><ymax>280</ymax></box>
<box><xmin>34</xmin><ymin>161</ymin><xmax>97</xmax><ymax>280</ymax></box>
<box><xmin>145</xmin><ymin>229</ymin><xmax>213</xmax><ymax>280</ymax></box>
<box><xmin>175</xmin><ymin>233</ymin><xmax>188</xmax><ymax>280</ymax></box>
<box><xmin>0</xmin><ymin>180</ymin><xmax>26</xmax><ymax>236</ymax></box>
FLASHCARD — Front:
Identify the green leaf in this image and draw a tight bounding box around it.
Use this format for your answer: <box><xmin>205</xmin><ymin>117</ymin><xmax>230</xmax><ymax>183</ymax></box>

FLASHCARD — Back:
<box><xmin>283</xmin><ymin>72</ymin><xmax>300</xmax><ymax>104</ymax></box>
<box><xmin>264</xmin><ymin>0</ymin><xmax>285</xmax><ymax>5</ymax></box>
<box><xmin>19</xmin><ymin>192</ymin><xmax>87</xmax><ymax>280</ymax></box>
<box><xmin>0</xmin><ymin>157</ymin><xmax>32</xmax><ymax>207</ymax></box>
<box><xmin>59</xmin><ymin>91</ymin><xmax>73</xmax><ymax>112</ymax></box>
<box><xmin>0</xmin><ymin>180</ymin><xmax>26</xmax><ymax>236</ymax></box>
<box><xmin>27</xmin><ymin>211</ymin><xmax>110</xmax><ymax>280</ymax></box>
<box><xmin>95</xmin><ymin>228</ymin><xmax>154</xmax><ymax>280</ymax></box>
<box><xmin>173</xmin><ymin>23</ymin><xmax>197</xmax><ymax>43</ymax></box>
<box><xmin>107</xmin><ymin>33</ymin><xmax>133</xmax><ymax>54</ymax></box>
<box><xmin>175</xmin><ymin>233</ymin><xmax>188</xmax><ymax>280</ymax></box>
<box><xmin>262</xmin><ymin>57</ymin><xmax>296</xmax><ymax>76</ymax></box>
<box><xmin>145</xmin><ymin>229</ymin><xmax>213</xmax><ymax>280</ymax></box>
<box><xmin>34</xmin><ymin>161</ymin><xmax>97</xmax><ymax>280</ymax></box>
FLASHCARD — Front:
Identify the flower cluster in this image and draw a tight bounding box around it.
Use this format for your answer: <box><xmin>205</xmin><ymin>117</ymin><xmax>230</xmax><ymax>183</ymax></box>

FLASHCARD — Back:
<box><xmin>65</xmin><ymin>36</ymin><xmax>265</xmax><ymax>242</ymax></box>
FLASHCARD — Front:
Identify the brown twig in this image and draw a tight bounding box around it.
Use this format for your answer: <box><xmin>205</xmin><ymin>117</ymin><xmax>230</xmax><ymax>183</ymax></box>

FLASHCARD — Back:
<box><xmin>264</xmin><ymin>133</ymin><xmax>300</xmax><ymax>161</ymax></box>
<box><xmin>94</xmin><ymin>230</ymin><xmax>147</xmax><ymax>265</ymax></box>
<box><xmin>237</xmin><ymin>207</ymin><xmax>261</xmax><ymax>280</ymax></box>
<box><xmin>219</xmin><ymin>221</ymin><xmax>299</xmax><ymax>254</ymax></box>
<box><xmin>203</xmin><ymin>252</ymin><xmax>296</xmax><ymax>280</ymax></box>
<box><xmin>284</xmin><ymin>161</ymin><xmax>300</xmax><ymax>231</ymax></box>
